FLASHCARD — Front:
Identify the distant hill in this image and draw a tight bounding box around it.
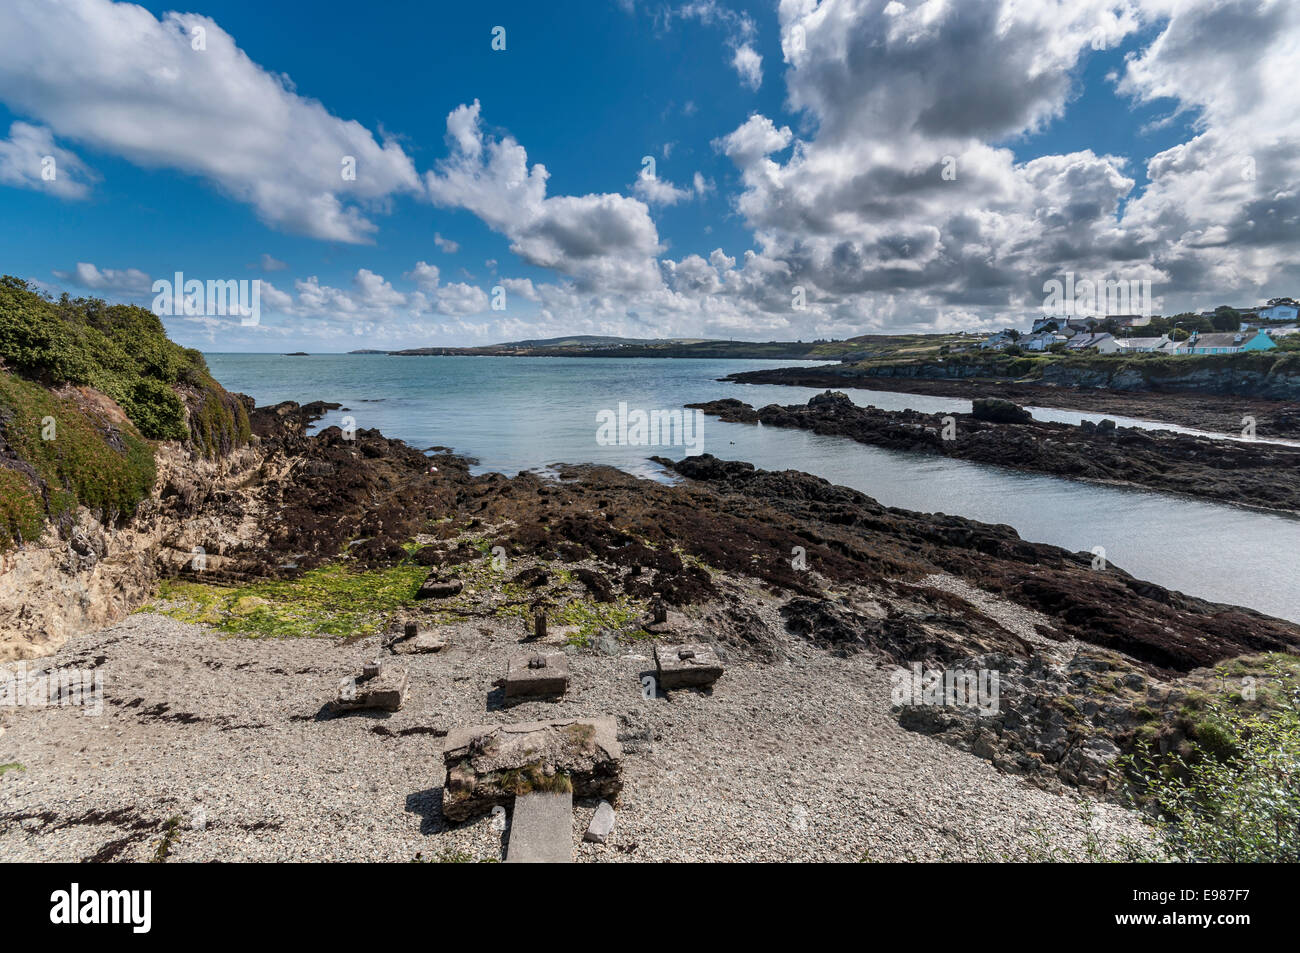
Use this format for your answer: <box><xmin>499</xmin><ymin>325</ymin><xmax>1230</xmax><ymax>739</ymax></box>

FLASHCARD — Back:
<box><xmin>496</xmin><ymin>334</ymin><xmax>716</xmax><ymax>348</ymax></box>
<box><xmin>375</xmin><ymin>331</ymin><xmax>971</xmax><ymax>361</ymax></box>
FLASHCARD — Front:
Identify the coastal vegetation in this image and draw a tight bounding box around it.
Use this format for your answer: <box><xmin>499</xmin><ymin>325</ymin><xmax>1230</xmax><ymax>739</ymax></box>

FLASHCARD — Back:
<box><xmin>152</xmin><ymin>536</ymin><xmax>652</xmax><ymax>644</ymax></box>
<box><xmin>0</xmin><ymin>370</ymin><xmax>155</xmax><ymax>547</ymax></box>
<box><xmin>1124</xmin><ymin>655</ymin><xmax>1300</xmax><ymax>862</ymax></box>
<box><xmin>0</xmin><ymin>276</ymin><xmax>250</xmax><ymax>549</ymax></box>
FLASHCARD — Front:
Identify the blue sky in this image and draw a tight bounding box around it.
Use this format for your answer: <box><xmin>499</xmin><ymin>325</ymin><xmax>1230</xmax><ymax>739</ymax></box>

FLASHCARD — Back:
<box><xmin>0</xmin><ymin>1</ymin><xmax>1296</xmax><ymax>351</ymax></box>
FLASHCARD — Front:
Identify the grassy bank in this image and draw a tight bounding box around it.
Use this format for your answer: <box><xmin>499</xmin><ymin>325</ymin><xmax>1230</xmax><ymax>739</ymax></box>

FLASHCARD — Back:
<box><xmin>0</xmin><ymin>276</ymin><xmax>251</xmax><ymax>549</ymax></box>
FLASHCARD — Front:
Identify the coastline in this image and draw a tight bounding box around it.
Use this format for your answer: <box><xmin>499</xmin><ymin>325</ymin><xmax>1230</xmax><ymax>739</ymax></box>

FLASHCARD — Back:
<box><xmin>3</xmin><ymin>396</ymin><xmax>1299</xmax><ymax>860</ymax></box>
<box><xmin>724</xmin><ymin>365</ymin><xmax>1300</xmax><ymax>440</ymax></box>
<box><xmin>689</xmin><ymin>392</ymin><xmax>1300</xmax><ymax>518</ymax></box>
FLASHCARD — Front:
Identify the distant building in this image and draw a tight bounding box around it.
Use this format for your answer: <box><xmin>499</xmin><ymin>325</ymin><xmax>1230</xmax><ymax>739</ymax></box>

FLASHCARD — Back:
<box><xmin>1023</xmin><ymin>330</ymin><xmax>1065</xmax><ymax>351</ymax></box>
<box><xmin>1065</xmin><ymin>332</ymin><xmax>1118</xmax><ymax>353</ymax></box>
<box><xmin>1183</xmin><ymin>330</ymin><xmax>1277</xmax><ymax>354</ymax></box>
<box><xmin>1259</xmin><ymin>304</ymin><xmax>1299</xmax><ymax>323</ymax></box>
<box><xmin>1111</xmin><ymin>335</ymin><xmax>1170</xmax><ymax>353</ymax></box>
<box><xmin>979</xmin><ymin>329</ymin><xmax>1020</xmax><ymax>350</ymax></box>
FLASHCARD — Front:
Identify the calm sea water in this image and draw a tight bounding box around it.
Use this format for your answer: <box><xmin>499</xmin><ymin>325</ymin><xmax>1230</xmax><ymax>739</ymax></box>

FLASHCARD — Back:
<box><xmin>204</xmin><ymin>354</ymin><xmax>1300</xmax><ymax>622</ymax></box>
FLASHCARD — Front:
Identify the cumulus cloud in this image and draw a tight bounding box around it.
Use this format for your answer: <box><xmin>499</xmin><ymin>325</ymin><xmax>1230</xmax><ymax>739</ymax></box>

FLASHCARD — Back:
<box><xmin>24</xmin><ymin>0</ymin><xmax>1300</xmax><ymax>347</ymax></box>
<box><xmin>425</xmin><ymin>101</ymin><xmax>664</xmax><ymax>292</ymax></box>
<box><xmin>0</xmin><ymin>121</ymin><xmax>95</xmax><ymax>199</ymax></box>
<box><xmin>691</xmin><ymin>0</ymin><xmax>1300</xmax><ymax>330</ymax></box>
<box><xmin>731</xmin><ymin>44</ymin><xmax>763</xmax><ymax>90</ymax></box>
<box><xmin>52</xmin><ymin>261</ymin><xmax>151</xmax><ymax>294</ymax></box>
<box><xmin>0</xmin><ymin>0</ymin><xmax>421</xmax><ymax>242</ymax></box>
<box><xmin>632</xmin><ymin>165</ymin><xmax>694</xmax><ymax>205</ymax></box>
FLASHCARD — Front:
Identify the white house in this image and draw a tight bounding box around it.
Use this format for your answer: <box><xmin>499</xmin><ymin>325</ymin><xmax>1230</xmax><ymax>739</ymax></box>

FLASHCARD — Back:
<box><xmin>980</xmin><ymin>329</ymin><xmax>1020</xmax><ymax>349</ymax></box>
<box><xmin>1024</xmin><ymin>330</ymin><xmax>1066</xmax><ymax>351</ymax></box>
<box><xmin>1111</xmin><ymin>335</ymin><xmax>1170</xmax><ymax>353</ymax></box>
<box><xmin>1065</xmin><ymin>332</ymin><xmax>1119</xmax><ymax>353</ymax></box>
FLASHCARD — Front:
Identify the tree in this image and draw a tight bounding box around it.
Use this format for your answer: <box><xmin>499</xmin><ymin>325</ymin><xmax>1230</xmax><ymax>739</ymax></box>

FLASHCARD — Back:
<box><xmin>1213</xmin><ymin>307</ymin><xmax>1241</xmax><ymax>332</ymax></box>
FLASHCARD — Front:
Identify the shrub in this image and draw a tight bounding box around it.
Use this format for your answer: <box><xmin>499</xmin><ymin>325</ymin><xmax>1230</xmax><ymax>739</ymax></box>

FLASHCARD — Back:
<box><xmin>0</xmin><ymin>370</ymin><xmax>157</xmax><ymax>536</ymax></box>
<box><xmin>0</xmin><ymin>276</ymin><xmax>249</xmax><ymax>453</ymax></box>
<box><xmin>1123</xmin><ymin>663</ymin><xmax>1300</xmax><ymax>862</ymax></box>
<box><xmin>0</xmin><ymin>276</ymin><xmax>249</xmax><ymax>550</ymax></box>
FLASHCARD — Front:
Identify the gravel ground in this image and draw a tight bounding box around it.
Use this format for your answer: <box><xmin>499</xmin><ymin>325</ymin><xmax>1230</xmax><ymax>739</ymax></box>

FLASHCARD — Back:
<box><xmin>0</xmin><ymin>599</ymin><xmax>1153</xmax><ymax>863</ymax></box>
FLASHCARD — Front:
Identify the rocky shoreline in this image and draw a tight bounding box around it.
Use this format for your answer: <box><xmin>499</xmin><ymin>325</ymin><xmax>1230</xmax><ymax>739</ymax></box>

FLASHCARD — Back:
<box><xmin>725</xmin><ymin>365</ymin><xmax>1300</xmax><ymax>440</ymax></box>
<box><xmin>689</xmin><ymin>392</ymin><xmax>1300</xmax><ymax>516</ymax></box>
<box><xmin>3</xmin><ymin>398</ymin><xmax>1298</xmax><ymax>861</ymax></box>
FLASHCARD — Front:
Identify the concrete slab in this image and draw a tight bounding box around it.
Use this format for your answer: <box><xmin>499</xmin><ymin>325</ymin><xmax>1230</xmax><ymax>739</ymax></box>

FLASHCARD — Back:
<box><xmin>329</xmin><ymin>662</ymin><xmax>408</xmax><ymax>713</ymax></box>
<box><xmin>441</xmin><ymin>718</ymin><xmax>623</xmax><ymax>822</ymax></box>
<box><xmin>391</xmin><ymin>631</ymin><xmax>449</xmax><ymax>655</ymax></box>
<box><xmin>506</xmin><ymin>792</ymin><xmax>573</xmax><ymax>863</ymax></box>
<box><xmin>654</xmin><ymin>643</ymin><xmax>724</xmax><ymax>690</ymax></box>
<box><xmin>504</xmin><ymin>651</ymin><xmax>569</xmax><ymax>698</ymax></box>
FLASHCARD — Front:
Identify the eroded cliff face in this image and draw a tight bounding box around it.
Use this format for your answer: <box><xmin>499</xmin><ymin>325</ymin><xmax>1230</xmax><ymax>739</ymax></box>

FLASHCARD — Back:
<box><xmin>0</xmin><ymin>440</ymin><xmax>265</xmax><ymax>661</ymax></box>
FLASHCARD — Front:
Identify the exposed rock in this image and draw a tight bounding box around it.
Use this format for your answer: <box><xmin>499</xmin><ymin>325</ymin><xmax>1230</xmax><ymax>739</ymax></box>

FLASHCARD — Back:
<box><xmin>724</xmin><ymin>364</ymin><xmax>1300</xmax><ymax>437</ymax></box>
<box><xmin>689</xmin><ymin>392</ymin><xmax>1300</xmax><ymax>515</ymax></box>
<box><xmin>971</xmin><ymin>397</ymin><xmax>1032</xmax><ymax>423</ymax></box>
<box><xmin>329</xmin><ymin>662</ymin><xmax>408</xmax><ymax>713</ymax></box>
<box><xmin>510</xmin><ymin>566</ymin><xmax>550</xmax><ymax>589</ymax></box>
<box><xmin>441</xmin><ymin>718</ymin><xmax>623</xmax><ymax>822</ymax></box>
<box><xmin>416</xmin><ymin>575</ymin><xmax>463</xmax><ymax>600</ymax></box>
<box><xmin>893</xmin><ymin>650</ymin><xmax>1147</xmax><ymax>793</ymax></box>
<box><xmin>390</xmin><ymin>632</ymin><xmax>448</xmax><ymax>655</ymax></box>
<box><xmin>584</xmin><ymin>800</ymin><xmax>616</xmax><ymax>844</ymax></box>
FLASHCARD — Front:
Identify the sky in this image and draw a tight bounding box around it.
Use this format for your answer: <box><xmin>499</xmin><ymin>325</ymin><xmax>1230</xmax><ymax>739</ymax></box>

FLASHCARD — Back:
<box><xmin>0</xmin><ymin>0</ymin><xmax>1297</xmax><ymax>352</ymax></box>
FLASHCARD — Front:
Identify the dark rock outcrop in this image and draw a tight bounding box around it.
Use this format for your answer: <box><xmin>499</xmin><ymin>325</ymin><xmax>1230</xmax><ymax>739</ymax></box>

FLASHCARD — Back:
<box><xmin>690</xmin><ymin>393</ymin><xmax>1300</xmax><ymax>515</ymax></box>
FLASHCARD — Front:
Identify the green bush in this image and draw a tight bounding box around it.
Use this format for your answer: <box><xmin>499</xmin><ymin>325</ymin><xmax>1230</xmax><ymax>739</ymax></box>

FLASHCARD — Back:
<box><xmin>1124</xmin><ymin>665</ymin><xmax>1300</xmax><ymax>862</ymax></box>
<box><xmin>0</xmin><ymin>276</ymin><xmax>249</xmax><ymax>550</ymax></box>
<box><xmin>0</xmin><ymin>370</ymin><xmax>157</xmax><ymax>537</ymax></box>
<box><xmin>0</xmin><ymin>466</ymin><xmax>43</xmax><ymax>548</ymax></box>
<box><xmin>0</xmin><ymin>276</ymin><xmax>248</xmax><ymax>451</ymax></box>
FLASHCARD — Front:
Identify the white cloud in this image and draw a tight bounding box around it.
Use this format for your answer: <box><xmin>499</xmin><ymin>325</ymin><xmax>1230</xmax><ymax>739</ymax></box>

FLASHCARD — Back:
<box><xmin>731</xmin><ymin>44</ymin><xmax>763</xmax><ymax>90</ymax></box>
<box><xmin>676</xmin><ymin>1</ymin><xmax>763</xmax><ymax>91</ymax></box>
<box><xmin>686</xmin><ymin>0</ymin><xmax>1300</xmax><ymax>329</ymax></box>
<box><xmin>426</xmin><ymin>101</ymin><xmax>664</xmax><ymax>292</ymax></box>
<box><xmin>433</xmin><ymin>233</ymin><xmax>460</xmax><ymax>254</ymax></box>
<box><xmin>404</xmin><ymin>261</ymin><xmax>441</xmax><ymax>292</ymax></box>
<box><xmin>52</xmin><ymin>261</ymin><xmax>151</xmax><ymax>294</ymax></box>
<box><xmin>0</xmin><ymin>121</ymin><xmax>94</xmax><ymax>199</ymax></box>
<box><xmin>259</xmin><ymin>253</ymin><xmax>288</xmax><ymax>272</ymax></box>
<box><xmin>632</xmin><ymin>165</ymin><xmax>694</xmax><ymax>205</ymax></box>
<box><xmin>0</xmin><ymin>0</ymin><xmax>421</xmax><ymax>242</ymax></box>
